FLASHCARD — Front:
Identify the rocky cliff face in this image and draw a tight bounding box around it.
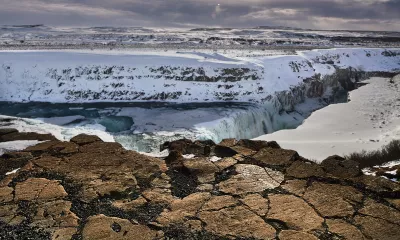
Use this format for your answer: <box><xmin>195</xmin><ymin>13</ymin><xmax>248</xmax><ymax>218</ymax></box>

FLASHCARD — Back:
<box><xmin>1</xmin><ymin>49</ymin><xmax>399</xmax><ymax>105</ymax></box>
<box><xmin>0</xmin><ymin>132</ymin><xmax>399</xmax><ymax>240</ymax></box>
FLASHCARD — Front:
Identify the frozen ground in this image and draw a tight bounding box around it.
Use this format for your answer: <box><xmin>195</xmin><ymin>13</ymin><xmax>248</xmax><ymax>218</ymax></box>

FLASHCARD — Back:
<box><xmin>255</xmin><ymin>76</ymin><xmax>400</xmax><ymax>162</ymax></box>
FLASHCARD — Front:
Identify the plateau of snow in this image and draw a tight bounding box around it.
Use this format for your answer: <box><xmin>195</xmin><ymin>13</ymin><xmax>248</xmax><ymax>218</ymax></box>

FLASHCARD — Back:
<box><xmin>255</xmin><ymin>76</ymin><xmax>400</xmax><ymax>162</ymax></box>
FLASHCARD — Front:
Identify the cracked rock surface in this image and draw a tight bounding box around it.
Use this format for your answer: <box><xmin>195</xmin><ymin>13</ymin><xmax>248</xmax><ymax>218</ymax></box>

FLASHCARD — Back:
<box><xmin>0</xmin><ymin>132</ymin><xmax>399</xmax><ymax>240</ymax></box>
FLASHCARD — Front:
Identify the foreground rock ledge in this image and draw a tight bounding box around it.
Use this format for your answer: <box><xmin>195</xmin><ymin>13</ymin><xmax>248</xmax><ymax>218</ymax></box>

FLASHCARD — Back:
<box><xmin>0</xmin><ymin>133</ymin><xmax>399</xmax><ymax>240</ymax></box>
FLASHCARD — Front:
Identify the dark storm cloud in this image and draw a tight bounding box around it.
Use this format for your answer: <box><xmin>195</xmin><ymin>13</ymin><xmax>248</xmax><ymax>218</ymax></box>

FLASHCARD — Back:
<box><xmin>0</xmin><ymin>0</ymin><xmax>399</xmax><ymax>30</ymax></box>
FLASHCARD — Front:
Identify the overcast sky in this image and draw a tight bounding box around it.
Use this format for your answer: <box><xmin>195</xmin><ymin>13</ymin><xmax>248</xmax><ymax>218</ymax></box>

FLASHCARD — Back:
<box><xmin>1</xmin><ymin>0</ymin><xmax>399</xmax><ymax>31</ymax></box>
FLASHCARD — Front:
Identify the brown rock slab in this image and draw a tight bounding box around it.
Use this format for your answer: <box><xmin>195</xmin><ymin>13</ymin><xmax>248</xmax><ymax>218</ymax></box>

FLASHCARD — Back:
<box><xmin>0</xmin><ymin>132</ymin><xmax>57</xmax><ymax>142</ymax></box>
<box><xmin>253</xmin><ymin>148</ymin><xmax>298</xmax><ymax>166</ymax></box>
<box><xmin>112</xmin><ymin>197</ymin><xmax>148</xmax><ymax>211</ymax></box>
<box><xmin>32</xmin><ymin>200</ymin><xmax>79</xmax><ymax>229</ymax></box>
<box><xmin>229</xmin><ymin>146</ymin><xmax>257</xmax><ymax>156</ymax></box>
<box><xmin>82</xmin><ymin>214</ymin><xmax>162</xmax><ymax>240</ymax></box>
<box><xmin>358</xmin><ymin>199</ymin><xmax>400</xmax><ymax>225</ymax></box>
<box><xmin>70</xmin><ymin>134</ymin><xmax>102</xmax><ymax>146</ymax></box>
<box><xmin>236</xmin><ymin>139</ymin><xmax>281</xmax><ymax>151</ymax></box>
<box><xmin>24</xmin><ymin>141</ymin><xmax>60</xmax><ymax>153</ymax></box>
<box><xmin>267</xmin><ymin>194</ymin><xmax>324</xmax><ymax>231</ymax></box>
<box><xmin>286</xmin><ymin>161</ymin><xmax>325</xmax><ymax>178</ymax></box>
<box><xmin>142</xmin><ymin>188</ymin><xmax>175</xmax><ymax>205</ymax></box>
<box><xmin>157</xmin><ymin>192</ymin><xmax>211</xmax><ymax>226</ymax></box>
<box><xmin>303</xmin><ymin>182</ymin><xmax>363</xmax><ymax>217</ymax></box>
<box><xmin>196</xmin><ymin>184</ymin><xmax>214</xmax><ymax>192</ymax></box>
<box><xmin>239</xmin><ymin>194</ymin><xmax>269</xmax><ymax>216</ymax></box>
<box><xmin>52</xmin><ymin>228</ymin><xmax>78</xmax><ymax>240</ymax></box>
<box><xmin>0</xmin><ymin>186</ymin><xmax>14</xmax><ymax>203</ymax></box>
<box><xmin>201</xmin><ymin>195</ymin><xmax>238</xmax><ymax>211</ymax></box>
<box><xmin>387</xmin><ymin>198</ymin><xmax>400</xmax><ymax>210</ymax></box>
<box><xmin>15</xmin><ymin>178</ymin><xmax>67</xmax><ymax>201</ymax></box>
<box><xmin>79</xmin><ymin>142</ymin><xmax>124</xmax><ymax>154</ymax></box>
<box><xmin>281</xmin><ymin>180</ymin><xmax>308</xmax><ymax>196</ymax></box>
<box><xmin>218</xmin><ymin>164</ymin><xmax>284</xmax><ymax>195</ymax></box>
<box><xmin>213</xmin><ymin>157</ymin><xmax>237</xmax><ymax>171</ymax></box>
<box><xmin>279</xmin><ymin>230</ymin><xmax>318</xmax><ymax>240</ymax></box>
<box><xmin>355</xmin><ymin>215</ymin><xmax>400</xmax><ymax>240</ymax></box>
<box><xmin>0</xmin><ymin>204</ymin><xmax>25</xmax><ymax>225</ymax></box>
<box><xmin>199</xmin><ymin>206</ymin><xmax>276</xmax><ymax>239</ymax></box>
<box><xmin>326</xmin><ymin>219</ymin><xmax>365</xmax><ymax>240</ymax></box>
<box><xmin>321</xmin><ymin>155</ymin><xmax>361</xmax><ymax>178</ymax></box>
<box><xmin>183</xmin><ymin>157</ymin><xmax>219</xmax><ymax>183</ymax></box>
<box><xmin>353</xmin><ymin>175</ymin><xmax>400</xmax><ymax>193</ymax></box>
<box><xmin>218</xmin><ymin>138</ymin><xmax>237</xmax><ymax>147</ymax></box>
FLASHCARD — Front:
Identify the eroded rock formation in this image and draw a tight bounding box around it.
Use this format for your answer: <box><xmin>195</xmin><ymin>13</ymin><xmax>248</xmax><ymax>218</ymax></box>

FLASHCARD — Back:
<box><xmin>0</xmin><ymin>132</ymin><xmax>399</xmax><ymax>239</ymax></box>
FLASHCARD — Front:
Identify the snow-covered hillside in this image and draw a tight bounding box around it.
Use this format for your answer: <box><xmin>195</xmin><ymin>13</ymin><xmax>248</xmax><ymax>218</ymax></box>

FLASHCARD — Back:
<box><xmin>1</xmin><ymin>48</ymin><xmax>399</xmax><ymax>104</ymax></box>
<box><xmin>255</xmin><ymin>76</ymin><xmax>400</xmax><ymax>162</ymax></box>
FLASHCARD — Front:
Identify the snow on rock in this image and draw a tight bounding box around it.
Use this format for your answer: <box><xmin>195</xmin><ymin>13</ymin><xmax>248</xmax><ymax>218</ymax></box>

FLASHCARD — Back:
<box><xmin>255</xmin><ymin>76</ymin><xmax>400</xmax><ymax>162</ymax></box>
<box><xmin>0</xmin><ymin>48</ymin><xmax>399</xmax><ymax>103</ymax></box>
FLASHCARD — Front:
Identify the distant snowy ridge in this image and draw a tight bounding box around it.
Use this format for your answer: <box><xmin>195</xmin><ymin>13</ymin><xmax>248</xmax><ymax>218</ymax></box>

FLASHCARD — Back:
<box><xmin>0</xmin><ymin>48</ymin><xmax>399</xmax><ymax>104</ymax></box>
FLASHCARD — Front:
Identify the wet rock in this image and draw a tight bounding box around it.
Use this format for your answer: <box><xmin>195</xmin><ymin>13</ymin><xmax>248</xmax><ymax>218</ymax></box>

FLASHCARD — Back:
<box><xmin>82</xmin><ymin>214</ymin><xmax>162</xmax><ymax>240</ymax></box>
<box><xmin>70</xmin><ymin>134</ymin><xmax>102</xmax><ymax>146</ymax></box>
<box><xmin>279</xmin><ymin>230</ymin><xmax>319</xmax><ymax>240</ymax></box>
<box><xmin>303</xmin><ymin>182</ymin><xmax>363</xmax><ymax>217</ymax></box>
<box><xmin>321</xmin><ymin>155</ymin><xmax>361</xmax><ymax>178</ymax></box>
<box><xmin>358</xmin><ymin>199</ymin><xmax>400</xmax><ymax>225</ymax></box>
<box><xmin>267</xmin><ymin>194</ymin><xmax>324</xmax><ymax>231</ymax></box>
<box><xmin>198</xmin><ymin>206</ymin><xmax>276</xmax><ymax>239</ymax></box>
<box><xmin>15</xmin><ymin>178</ymin><xmax>67</xmax><ymax>202</ymax></box>
<box><xmin>201</xmin><ymin>195</ymin><xmax>238</xmax><ymax>211</ymax></box>
<box><xmin>0</xmin><ymin>132</ymin><xmax>57</xmax><ymax>142</ymax></box>
<box><xmin>326</xmin><ymin>219</ymin><xmax>365</xmax><ymax>240</ymax></box>
<box><xmin>0</xmin><ymin>128</ymin><xmax>18</xmax><ymax>136</ymax></box>
<box><xmin>354</xmin><ymin>215</ymin><xmax>400</xmax><ymax>240</ymax></box>
<box><xmin>239</xmin><ymin>194</ymin><xmax>269</xmax><ymax>216</ymax></box>
<box><xmin>253</xmin><ymin>148</ymin><xmax>298</xmax><ymax>166</ymax></box>
<box><xmin>281</xmin><ymin>180</ymin><xmax>308</xmax><ymax>196</ymax></box>
<box><xmin>286</xmin><ymin>161</ymin><xmax>325</xmax><ymax>178</ymax></box>
<box><xmin>218</xmin><ymin>164</ymin><xmax>284</xmax><ymax>195</ymax></box>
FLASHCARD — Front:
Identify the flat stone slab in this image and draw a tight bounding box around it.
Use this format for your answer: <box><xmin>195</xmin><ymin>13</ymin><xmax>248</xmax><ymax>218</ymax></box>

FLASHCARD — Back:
<box><xmin>218</xmin><ymin>164</ymin><xmax>284</xmax><ymax>195</ymax></box>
